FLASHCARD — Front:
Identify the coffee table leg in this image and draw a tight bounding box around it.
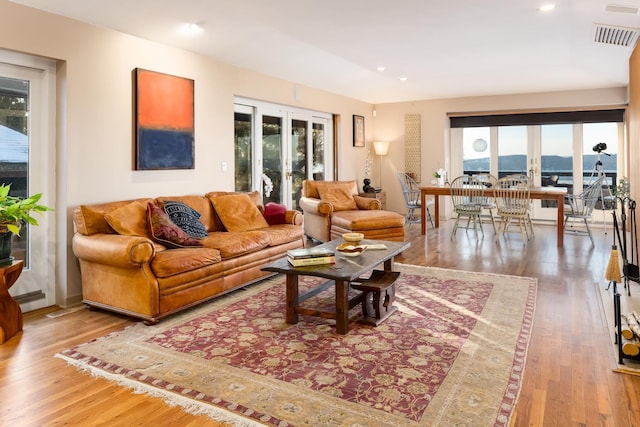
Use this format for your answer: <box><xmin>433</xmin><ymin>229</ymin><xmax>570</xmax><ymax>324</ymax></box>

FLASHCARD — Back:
<box><xmin>335</xmin><ymin>279</ymin><xmax>349</xmax><ymax>335</ymax></box>
<box><xmin>286</xmin><ymin>274</ymin><xmax>299</xmax><ymax>325</ymax></box>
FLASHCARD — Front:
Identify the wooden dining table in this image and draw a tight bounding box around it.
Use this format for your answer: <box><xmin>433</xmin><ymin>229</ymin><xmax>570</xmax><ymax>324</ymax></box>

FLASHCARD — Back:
<box><xmin>420</xmin><ymin>185</ymin><xmax>568</xmax><ymax>247</ymax></box>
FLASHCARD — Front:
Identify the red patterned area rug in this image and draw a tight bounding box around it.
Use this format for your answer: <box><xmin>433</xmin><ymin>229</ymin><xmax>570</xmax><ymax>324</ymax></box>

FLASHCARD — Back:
<box><xmin>56</xmin><ymin>264</ymin><xmax>537</xmax><ymax>426</ymax></box>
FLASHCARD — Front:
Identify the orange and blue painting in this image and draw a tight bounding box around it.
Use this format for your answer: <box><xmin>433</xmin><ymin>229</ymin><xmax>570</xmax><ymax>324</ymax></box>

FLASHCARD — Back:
<box><xmin>135</xmin><ymin>68</ymin><xmax>194</xmax><ymax>170</ymax></box>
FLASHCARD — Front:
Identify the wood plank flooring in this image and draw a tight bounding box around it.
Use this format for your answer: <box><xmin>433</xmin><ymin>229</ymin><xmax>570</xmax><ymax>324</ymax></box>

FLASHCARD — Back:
<box><xmin>2</xmin><ymin>220</ymin><xmax>640</xmax><ymax>426</ymax></box>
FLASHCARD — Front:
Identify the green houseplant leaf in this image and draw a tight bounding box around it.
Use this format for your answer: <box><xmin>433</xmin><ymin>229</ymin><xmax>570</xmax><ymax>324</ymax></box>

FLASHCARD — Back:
<box><xmin>0</xmin><ymin>184</ymin><xmax>53</xmax><ymax>235</ymax></box>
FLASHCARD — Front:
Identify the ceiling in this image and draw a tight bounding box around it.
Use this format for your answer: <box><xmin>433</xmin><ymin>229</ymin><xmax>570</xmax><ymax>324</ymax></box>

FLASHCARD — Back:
<box><xmin>10</xmin><ymin>0</ymin><xmax>640</xmax><ymax>103</ymax></box>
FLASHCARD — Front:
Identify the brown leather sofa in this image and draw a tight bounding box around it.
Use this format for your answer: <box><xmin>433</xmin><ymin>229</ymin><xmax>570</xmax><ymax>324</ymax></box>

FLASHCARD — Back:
<box><xmin>299</xmin><ymin>180</ymin><xmax>405</xmax><ymax>242</ymax></box>
<box><xmin>72</xmin><ymin>191</ymin><xmax>303</xmax><ymax>323</ymax></box>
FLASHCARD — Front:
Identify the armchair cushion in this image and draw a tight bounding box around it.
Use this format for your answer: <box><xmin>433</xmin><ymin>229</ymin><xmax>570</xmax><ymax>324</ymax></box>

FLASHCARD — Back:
<box><xmin>210</xmin><ymin>193</ymin><xmax>269</xmax><ymax>232</ymax></box>
<box><xmin>316</xmin><ymin>183</ymin><xmax>358</xmax><ymax>211</ymax></box>
<box><xmin>147</xmin><ymin>203</ymin><xmax>204</xmax><ymax>249</ymax></box>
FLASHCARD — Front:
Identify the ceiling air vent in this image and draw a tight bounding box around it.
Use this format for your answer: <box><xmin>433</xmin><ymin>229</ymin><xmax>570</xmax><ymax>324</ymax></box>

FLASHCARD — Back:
<box><xmin>593</xmin><ymin>23</ymin><xmax>640</xmax><ymax>47</ymax></box>
<box><xmin>605</xmin><ymin>4</ymin><xmax>639</xmax><ymax>14</ymax></box>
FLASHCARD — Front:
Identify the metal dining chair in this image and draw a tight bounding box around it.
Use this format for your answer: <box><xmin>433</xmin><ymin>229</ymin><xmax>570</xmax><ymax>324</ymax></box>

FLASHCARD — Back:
<box><xmin>494</xmin><ymin>176</ymin><xmax>532</xmax><ymax>245</ymax></box>
<box><xmin>564</xmin><ymin>176</ymin><xmax>605</xmax><ymax>247</ymax></box>
<box><xmin>450</xmin><ymin>175</ymin><xmax>484</xmax><ymax>239</ymax></box>
<box><xmin>397</xmin><ymin>172</ymin><xmax>434</xmax><ymax>228</ymax></box>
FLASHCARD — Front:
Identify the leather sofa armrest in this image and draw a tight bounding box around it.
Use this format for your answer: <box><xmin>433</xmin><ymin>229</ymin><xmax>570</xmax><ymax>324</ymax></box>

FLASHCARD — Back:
<box><xmin>285</xmin><ymin>210</ymin><xmax>303</xmax><ymax>225</ymax></box>
<box><xmin>354</xmin><ymin>195</ymin><xmax>382</xmax><ymax>210</ymax></box>
<box><xmin>300</xmin><ymin>196</ymin><xmax>333</xmax><ymax>216</ymax></box>
<box><xmin>72</xmin><ymin>233</ymin><xmax>156</xmax><ymax>268</ymax></box>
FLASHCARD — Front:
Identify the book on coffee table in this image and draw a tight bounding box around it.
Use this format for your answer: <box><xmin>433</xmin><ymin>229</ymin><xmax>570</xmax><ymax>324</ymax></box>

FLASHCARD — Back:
<box><xmin>287</xmin><ymin>247</ymin><xmax>335</xmax><ymax>259</ymax></box>
<box><xmin>287</xmin><ymin>255</ymin><xmax>336</xmax><ymax>267</ymax></box>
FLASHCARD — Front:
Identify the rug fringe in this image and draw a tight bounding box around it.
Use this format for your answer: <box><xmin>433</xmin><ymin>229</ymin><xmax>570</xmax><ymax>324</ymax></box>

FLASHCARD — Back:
<box><xmin>54</xmin><ymin>353</ymin><xmax>265</xmax><ymax>427</ymax></box>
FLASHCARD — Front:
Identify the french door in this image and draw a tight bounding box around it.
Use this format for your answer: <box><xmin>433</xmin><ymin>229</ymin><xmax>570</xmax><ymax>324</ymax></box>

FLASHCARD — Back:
<box><xmin>0</xmin><ymin>53</ymin><xmax>56</xmax><ymax>312</ymax></box>
<box><xmin>234</xmin><ymin>98</ymin><xmax>333</xmax><ymax>210</ymax></box>
<box><xmin>458</xmin><ymin>121</ymin><xmax>622</xmax><ymax>222</ymax></box>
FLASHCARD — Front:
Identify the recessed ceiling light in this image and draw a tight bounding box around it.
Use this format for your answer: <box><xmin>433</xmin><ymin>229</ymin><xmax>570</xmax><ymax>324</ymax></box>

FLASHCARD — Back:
<box><xmin>399</xmin><ymin>76</ymin><xmax>408</xmax><ymax>82</ymax></box>
<box><xmin>537</xmin><ymin>4</ymin><xmax>556</xmax><ymax>12</ymax></box>
<box><xmin>376</xmin><ymin>66</ymin><xmax>386</xmax><ymax>72</ymax></box>
<box><xmin>187</xmin><ymin>23</ymin><xmax>202</xmax><ymax>32</ymax></box>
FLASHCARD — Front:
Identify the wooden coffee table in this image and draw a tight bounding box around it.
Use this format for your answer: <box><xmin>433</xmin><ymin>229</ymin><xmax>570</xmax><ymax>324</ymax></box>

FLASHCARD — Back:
<box><xmin>262</xmin><ymin>239</ymin><xmax>410</xmax><ymax>334</ymax></box>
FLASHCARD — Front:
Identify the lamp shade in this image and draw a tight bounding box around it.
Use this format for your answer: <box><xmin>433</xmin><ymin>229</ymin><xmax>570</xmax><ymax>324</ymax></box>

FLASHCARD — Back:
<box><xmin>373</xmin><ymin>141</ymin><xmax>390</xmax><ymax>156</ymax></box>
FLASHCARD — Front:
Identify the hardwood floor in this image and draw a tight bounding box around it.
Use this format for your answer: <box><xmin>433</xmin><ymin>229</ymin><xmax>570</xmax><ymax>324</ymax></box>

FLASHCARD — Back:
<box><xmin>2</xmin><ymin>220</ymin><xmax>640</xmax><ymax>426</ymax></box>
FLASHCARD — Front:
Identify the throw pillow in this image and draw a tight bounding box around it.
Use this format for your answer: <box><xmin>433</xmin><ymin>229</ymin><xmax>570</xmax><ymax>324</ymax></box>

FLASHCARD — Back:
<box><xmin>104</xmin><ymin>200</ymin><xmax>151</xmax><ymax>238</ymax></box>
<box><xmin>316</xmin><ymin>184</ymin><xmax>358</xmax><ymax>211</ymax></box>
<box><xmin>147</xmin><ymin>203</ymin><xmax>204</xmax><ymax>249</ymax></box>
<box><xmin>263</xmin><ymin>202</ymin><xmax>287</xmax><ymax>225</ymax></box>
<box><xmin>210</xmin><ymin>193</ymin><xmax>269</xmax><ymax>232</ymax></box>
<box><xmin>163</xmin><ymin>200</ymin><xmax>208</xmax><ymax>238</ymax></box>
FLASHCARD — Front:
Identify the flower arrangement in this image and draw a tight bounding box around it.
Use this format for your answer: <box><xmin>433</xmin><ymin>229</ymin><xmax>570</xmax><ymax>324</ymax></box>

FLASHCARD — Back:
<box><xmin>433</xmin><ymin>171</ymin><xmax>441</xmax><ymax>178</ymax></box>
<box><xmin>262</xmin><ymin>173</ymin><xmax>273</xmax><ymax>198</ymax></box>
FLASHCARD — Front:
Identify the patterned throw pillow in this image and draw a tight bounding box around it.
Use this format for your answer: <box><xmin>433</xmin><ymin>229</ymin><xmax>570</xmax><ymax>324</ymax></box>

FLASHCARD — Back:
<box><xmin>163</xmin><ymin>200</ymin><xmax>208</xmax><ymax>238</ymax></box>
<box><xmin>147</xmin><ymin>203</ymin><xmax>204</xmax><ymax>249</ymax></box>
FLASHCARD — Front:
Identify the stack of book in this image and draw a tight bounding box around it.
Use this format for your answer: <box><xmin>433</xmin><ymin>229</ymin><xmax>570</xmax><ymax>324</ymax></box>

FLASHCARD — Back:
<box><xmin>287</xmin><ymin>247</ymin><xmax>336</xmax><ymax>266</ymax></box>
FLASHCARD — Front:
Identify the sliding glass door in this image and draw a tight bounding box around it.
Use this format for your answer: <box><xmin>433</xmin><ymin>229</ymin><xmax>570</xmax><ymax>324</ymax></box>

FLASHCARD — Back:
<box><xmin>460</xmin><ymin>120</ymin><xmax>622</xmax><ymax>223</ymax></box>
<box><xmin>234</xmin><ymin>98</ymin><xmax>333</xmax><ymax>210</ymax></box>
<box><xmin>0</xmin><ymin>54</ymin><xmax>55</xmax><ymax>312</ymax></box>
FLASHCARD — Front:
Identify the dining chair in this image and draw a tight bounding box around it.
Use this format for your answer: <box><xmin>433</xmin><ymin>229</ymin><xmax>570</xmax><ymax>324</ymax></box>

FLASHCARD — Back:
<box><xmin>502</xmin><ymin>173</ymin><xmax>535</xmax><ymax>237</ymax></box>
<box><xmin>564</xmin><ymin>176</ymin><xmax>605</xmax><ymax>246</ymax></box>
<box><xmin>450</xmin><ymin>175</ymin><xmax>484</xmax><ymax>239</ymax></box>
<box><xmin>397</xmin><ymin>172</ymin><xmax>434</xmax><ymax>228</ymax></box>
<box><xmin>494</xmin><ymin>176</ymin><xmax>532</xmax><ymax>245</ymax></box>
<box><xmin>472</xmin><ymin>173</ymin><xmax>498</xmax><ymax>233</ymax></box>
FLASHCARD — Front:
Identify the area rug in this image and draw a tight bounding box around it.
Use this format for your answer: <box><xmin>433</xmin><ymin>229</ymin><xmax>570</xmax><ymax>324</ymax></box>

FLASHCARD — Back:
<box><xmin>598</xmin><ymin>279</ymin><xmax>640</xmax><ymax>375</ymax></box>
<box><xmin>56</xmin><ymin>264</ymin><xmax>537</xmax><ymax>426</ymax></box>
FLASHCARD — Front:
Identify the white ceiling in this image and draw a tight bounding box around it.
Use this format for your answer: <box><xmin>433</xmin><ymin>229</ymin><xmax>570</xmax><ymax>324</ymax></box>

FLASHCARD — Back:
<box><xmin>10</xmin><ymin>0</ymin><xmax>640</xmax><ymax>103</ymax></box>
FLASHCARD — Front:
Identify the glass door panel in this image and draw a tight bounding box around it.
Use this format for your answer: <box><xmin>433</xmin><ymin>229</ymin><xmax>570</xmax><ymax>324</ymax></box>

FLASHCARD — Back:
<box><xmin>462</xmin><ymin>127</ymin><xmax>490</xmax><ymax>175</ymax></box>
<box><xmin>262</xmin><ymin>115</ymin><xmax>283</xmax><ymax>204</ymax></box>
<box><xmin>583</xmin><ymin>122</ymin><xmax>618</xmax><ymax>219</ymax></box>
<box><xmin>312</xmin><ymin>122</ymin><xmax>325</xmax><ymax>181</ymax></box>
<box><xmin>234</xmin><ymin>111</ymin><xmax>252</xmax><ymax>192</ymax></box>
<box><xmin>497</xmin><ymin>126</ymin><xmax>527</xmax><ymax>178</ymax></box>
<box><xmin>290</xmin><ymin>119</ymin><xmax>307</xmax><ymax>211</ymax></box>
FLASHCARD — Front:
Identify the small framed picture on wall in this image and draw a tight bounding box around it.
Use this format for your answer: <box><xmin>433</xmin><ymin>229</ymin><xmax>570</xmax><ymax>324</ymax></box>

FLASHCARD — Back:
<box><xmin>353</xmin><ymin>115</ymin><xmax>365</xmax><ymax>147</ymax></box>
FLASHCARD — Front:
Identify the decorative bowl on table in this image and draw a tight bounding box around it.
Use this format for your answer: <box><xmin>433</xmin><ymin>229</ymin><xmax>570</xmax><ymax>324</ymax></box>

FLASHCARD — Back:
<box><xmin>342</xmin><ymin>232</ymin><xmax>364</xmax><ymax>245</ymax></box>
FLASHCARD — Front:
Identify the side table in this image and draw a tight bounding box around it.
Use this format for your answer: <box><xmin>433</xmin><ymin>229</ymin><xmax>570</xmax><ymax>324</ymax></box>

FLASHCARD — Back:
<box><xmin>0</xmin><ymin>259</ymin><xmax>24</xmax><ymax>344</ymax></box>
<box><xmin>359</xmin><ymin>191</ymin><xmax>386</xmax><ymax>210</ymax></box>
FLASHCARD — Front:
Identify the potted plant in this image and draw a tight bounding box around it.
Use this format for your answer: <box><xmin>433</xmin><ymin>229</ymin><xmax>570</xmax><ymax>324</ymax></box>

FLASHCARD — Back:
<box><xmin>0</xmin><ymin>184</ymin><xmax>52</xmax><ymax>265</ymax></box>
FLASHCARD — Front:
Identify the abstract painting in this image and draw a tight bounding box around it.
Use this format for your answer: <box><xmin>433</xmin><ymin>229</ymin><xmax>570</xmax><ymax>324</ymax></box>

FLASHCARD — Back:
<box><xmin>134</xmin><ymin>68</ymin><xmax>194</xmax><ymax>170</ymax></box>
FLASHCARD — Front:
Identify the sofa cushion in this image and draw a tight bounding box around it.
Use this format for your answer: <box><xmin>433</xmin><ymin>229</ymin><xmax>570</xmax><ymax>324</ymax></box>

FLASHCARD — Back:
<box><xmin>210</xmin><ymin>193</ymin><xmax>269</xmax><ymax>232</ymax></box>
<box><xmin>316</xmin><ymin>184</ymin><xmax>358</xmax><ymax>211</ymax></box>
<box><xmin>104</xmin><ymin>200</ymin><xmax>152</xmax><ymax>238</ymax></box>
<box><xmin>263</xmin><ymin>202</ymin><xmax>287</xmax><ymax>225</ymax></box>
<box><xmin>150</xmin><ymin>247</ymin><xmax>221</xmax><ymax>279</ymax></box>
<box><xmin>202</xmin><ymin>230</ymin><xmax>270</xmax><ymax>258</ymax></box>
<box><xmin>147</xmin><ymin>203</ymin><xmax>204</xmax><ymax>249</ymax></box>
<box><xmin>259</xmin><ymin>224</ymin><xmax>304</xmax><ymax>247</ymax></box>
<box><xmin>163</xmin><ymin>200</ymin><xmax>208</xmax><ymax>238</ymax></box>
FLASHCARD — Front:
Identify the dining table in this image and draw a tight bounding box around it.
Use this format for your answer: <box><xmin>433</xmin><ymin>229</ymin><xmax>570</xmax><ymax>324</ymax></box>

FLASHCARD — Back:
<box><xmin>419</xmin><ymin>185</ymin><xmax>568</xmax><ymax>247</ymax></box>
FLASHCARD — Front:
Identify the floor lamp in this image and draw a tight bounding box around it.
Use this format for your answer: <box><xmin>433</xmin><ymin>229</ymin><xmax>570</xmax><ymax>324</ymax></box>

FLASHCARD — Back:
<box><xmin>373</xmin><ymin>141</ymin><xmax>389</xmax><ymax>190</ymax></box>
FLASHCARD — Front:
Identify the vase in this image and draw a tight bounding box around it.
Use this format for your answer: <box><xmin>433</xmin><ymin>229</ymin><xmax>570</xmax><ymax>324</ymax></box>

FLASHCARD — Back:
<box><xmin>438</xmin><ymin>176</ymin><xmax>445</xmax><ymax>186</ymax></box>
<box><xmin>0</xmin><ymin>229</ymin><xmax>14</xmax><ymax>266</ymax></box>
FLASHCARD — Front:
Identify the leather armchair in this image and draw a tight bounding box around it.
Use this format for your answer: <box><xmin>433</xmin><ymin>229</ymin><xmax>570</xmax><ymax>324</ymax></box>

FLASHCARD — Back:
<box><xmin>300</xmin><ymin>180</ymin><xmax>405</xmax><ymax>242</ymax></box>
